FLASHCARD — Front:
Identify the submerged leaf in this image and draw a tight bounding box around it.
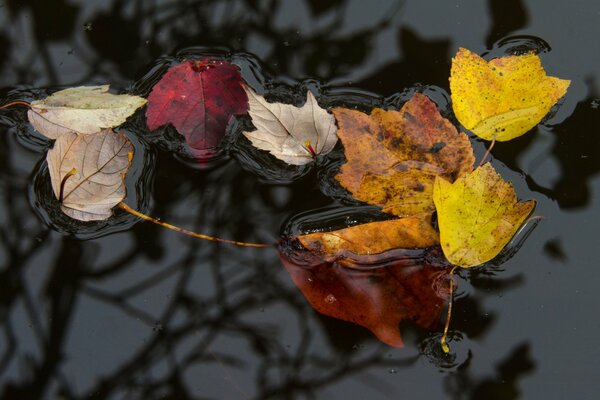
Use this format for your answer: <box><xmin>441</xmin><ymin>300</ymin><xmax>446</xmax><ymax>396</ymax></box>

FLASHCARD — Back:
<box><xmin>450</xmin><ymin>47</ymin><xmax>570</xmax><ymax>141</ymax></box>
<box><xmin>334</xmin><ymin>93</ymin><xmax>474</xmax><ymax>216</ymax></box>
<box><xmin>243</xmin><ymin>87</ymin><xmax>337</xmax><ymax>165</ymax></box>
<box><xmin>279</xmin><ymin>244</ymin><xmax>450</xmax><ymax>347</ymax></box>
<box><xmin>28</xmin><ymin>85</ymin><xmax>147</xmax><ymax>139</ymax></box>
<box><xmin>433</xmin><ymin>163</ymin><xmax>535</xmax><ymax>267</ymax></box>
<box><xmin>146</xmin><ymin>59</ymin><xmax>248</xmax><ymax>158</ymax></box>
<box><xmin>47</xmin><ymin>129</ymin><xmax>133</xmax><ymax>221</ymax></box>
<box><xmin>298</xmin><ymin>213</ymin><xmax>439</xmax><ymax>259</ymax></box>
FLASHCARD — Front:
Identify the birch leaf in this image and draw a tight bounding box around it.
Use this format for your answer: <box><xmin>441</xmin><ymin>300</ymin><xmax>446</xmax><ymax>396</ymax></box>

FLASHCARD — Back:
<box><xmin>243</xmin><ymin>87</ymin><xmax>337</xmax><ymax>165</ymax></box>
<box><xmin>28</xmin><ymin>85</ymin><xmax>147</xmax><ymax>139</ymax></box>
<box><xmin>450</xmin><ymin>47</ymin><xmax>570</xmax><ymax>141</ymax></box>
<box><xmin>47</xmin><ymin>129</ymin><xmax>133</xmax><ymax>221</ymax></box>
<box><xmin>433</xmin><ymin>163</ymin><xmax>535</xmax><ymax>267</ymax></box>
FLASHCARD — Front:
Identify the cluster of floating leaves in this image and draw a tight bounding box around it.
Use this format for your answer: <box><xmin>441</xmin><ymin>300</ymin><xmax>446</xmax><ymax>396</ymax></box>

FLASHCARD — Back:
<box><xmin>0</xmin><ymin>47</ymin><xmax>570</xmax><ymax>350</ymax></box>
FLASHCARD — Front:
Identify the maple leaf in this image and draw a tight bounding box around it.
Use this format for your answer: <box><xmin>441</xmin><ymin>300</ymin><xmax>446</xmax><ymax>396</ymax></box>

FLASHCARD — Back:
<box><xmin>243</xmin><ymin>86</ymin><xmax>337</xmax><ymax>165</ymax></box>
<box><xmin>279</xmin><ymin>241</ymin><xmax>450</xmax><ymax>347</ymax></box>
<box><xmin>334</xmin><ymin>93</ymin><xmax>474</xmax><ymax>217</ymax></box>
<box><xmin>47</xmin><ymin>129</ymin><xmax>133</xmax><ymax>221</ymax></box>
<box><xmin>433</xmin><ymin>163</ymin><xmax>536</xmax><ymax>267</ymax></box>
<box><xmin>28</xmin><ymin>85</ymin><xmax>147</xmax><ymax>139</ymax></box>
<box><xmin>146</xmin><ymin>59</ymin><xmax>248</xmax><ymax>158</ymax></box>
<box><xmin>450</xmin><ymin>47</ymin><xmax>570</xmax><ymax>141</ymax></box>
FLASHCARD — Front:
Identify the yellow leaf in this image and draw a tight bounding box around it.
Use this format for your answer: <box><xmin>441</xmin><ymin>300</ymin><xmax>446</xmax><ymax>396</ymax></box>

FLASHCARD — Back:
<box><xmin>433</xmin><ymin>163</ymin><xmax>535</xmax><ymax>267</ymax></box>
<box><xmin>450</xmin><ymin>47</ymin><xmax>570</xmax><ymax>141</ymax></box>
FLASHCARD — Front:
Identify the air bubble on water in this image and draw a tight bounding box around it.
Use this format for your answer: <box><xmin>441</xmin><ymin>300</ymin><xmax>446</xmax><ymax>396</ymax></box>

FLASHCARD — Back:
<box><xmin>324</xmin><ymin>294</ymin><xmax>336</xmax><ymax>304</ymax></box>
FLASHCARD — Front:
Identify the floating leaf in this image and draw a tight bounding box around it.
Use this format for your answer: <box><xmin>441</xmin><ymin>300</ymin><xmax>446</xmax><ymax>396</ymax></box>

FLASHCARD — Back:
<box><xmin>28</xmin><ymin>85</ymin><xmax>147</xmax><ymax>139</ymax></box>
<box><xmin>243</xmin><ymin>87</ymin><xmax>337</xmax><ymax>165</ymax></box>
<box><xmin>334</xmin><ymin>93</ymin><xmax>474</xmax><ymax>216</ymax></box>
<box><xmin>450</xmin><ymin>47</ymin><xmax>570</xmax><ymax>141</ymax></box>
<box><xmin>146</xmin><ymin>59</ymin><xmax>248</xmax><ymax>157</ymax></box>
<box><xmin>47</xmin><ymin>129</ymin><xmax>133</xmax><ymax>221</ymax></box>
<box><xmin>279</xmin><ymin>243</ymin><xmax>450</xmax><ymax>347</ymax></box>
<box><xmin>433</xmin><ymin>163</ymin><xmax>535</xmax><ymax>267</ymax></box>
<box><xmin>298</xmin><ymin>213</ymin><xmax>439</xmax><ymax>259</ymax></box>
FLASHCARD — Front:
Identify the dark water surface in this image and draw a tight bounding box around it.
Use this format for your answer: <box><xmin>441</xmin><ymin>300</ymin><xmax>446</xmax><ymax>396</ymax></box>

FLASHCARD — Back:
<box><xmin>1</xmin><ymin>1</ymin><xmax>600</xmax><ymax>399</ymax></box>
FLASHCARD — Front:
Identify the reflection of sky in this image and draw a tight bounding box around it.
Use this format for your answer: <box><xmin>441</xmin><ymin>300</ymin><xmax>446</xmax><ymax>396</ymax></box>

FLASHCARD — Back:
<box><xmin>1</xmin><ymin>0</ymin><xmax>600</xmax><ymax>399</ymax></box>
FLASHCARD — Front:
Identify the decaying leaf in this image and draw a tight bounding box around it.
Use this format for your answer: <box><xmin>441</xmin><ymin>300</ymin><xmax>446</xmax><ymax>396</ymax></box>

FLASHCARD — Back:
<box><xmin>433</xmin><ymin>163</ymin><xmax>535</xmax><ymax>267</ymax></box>
<box><xmin>450</xmin><ymin>47</ymin><xmax>570</xmax><ymax>141</ymax></box>
<box><xmin>279</xmin><ymin>244</ymin><xmax>451</xmax><ymax>347</ymax></box>
<box><xmin>243</xmin><ymin>87</ymin><xmax>337</xmax><ymax>165</ymax></box>
<box><xmin>334</xmin><ymin>93</ymin><xmax>474</xmax><ymax>216</ymax></box>
<box><xmin>298</xmin><ymin>213</ymin><xmax>439</xmax><ymax>259</ymax></box>
<box><xmin>47</xmin><ymin>129</ymin><xmax>133</xmax><ymax>221</ymax></box>
<box><xmin>146</xmin><ymin>59</ymin><xmax>248</xmax><ymax>158</ymax></box>
<box><xmin>28</xmin><ymin>85</ymin><xmax>147</xmax><ymax>139</ymax></box>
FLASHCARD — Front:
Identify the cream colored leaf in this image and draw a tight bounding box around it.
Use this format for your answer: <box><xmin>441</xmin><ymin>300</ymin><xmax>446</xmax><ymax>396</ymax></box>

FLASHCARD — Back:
<box><xmin>47</xmin><ymin>129</ymin><xmax>133</xmax><ymax>221</ymax></box>
<box><xmin>29</xmin><ymin>85</ymin><xmax>147</xmax><ymax>139</ymax></box>
<box><xmin>242</xmin><ymin>87</ymin><xmax>337</xmax><ymax>165</ymax></box>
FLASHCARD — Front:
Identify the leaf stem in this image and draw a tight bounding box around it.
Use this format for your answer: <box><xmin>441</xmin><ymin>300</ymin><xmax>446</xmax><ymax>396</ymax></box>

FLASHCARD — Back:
<box><xmin>478</xmin><ymin>137</ymin><xmax>496</xmax><ymax>167</ymax></box>
<box><xmin>117</xmin><ymin>202</ymin><xmax>272</xmax><ymax>248</ymax></box>
<box><xmin>440</xmin><ymin>265</ymin><xmax>458</xmax><ymax>353</ymax></box>
<box><xmin>59</xmin><ymin>168</ymin><xmax>77</xmax><ymax>203</ymax></box>
<box><xmin>0</xmin><ymin>101</ymin><xmax>31</xmax><ymax>110</ymax></box>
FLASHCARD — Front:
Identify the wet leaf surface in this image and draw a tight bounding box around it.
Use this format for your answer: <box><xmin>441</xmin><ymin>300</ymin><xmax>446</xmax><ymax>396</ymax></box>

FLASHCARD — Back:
<box><xmin>146</xmin><ymin>59</ymin><xmax>248</xmax><ymax>158</ymax></box>
<box><xmin>450</xmin><ymin>47</ymin><xmax>570</xmax><ymax>141</ymax></box>
<box><xmin>334</xmin><ymin>93</ymin><xmax>474</xmax><ymax>216</ymax></box>
<box><xmin>28</xmin><ymin>85</ymin><xmax>147</xmax><ymax>139</ymax></box>
<box><xmin>298</xmin><ymin>213</ymin><xmax>439</xmax><ymax>259</ymax></box>
<box><xmin>243</xmin><ymin>87</ymin><xmax>337</xmax><ymax>165</ymax></box>
<box><xmin>433</xmin><ymin>163</ymin><xmax>535</xmax><ymax>267</ymax></box>
<box><xmin>279</xmin><ymin>242</ymin><xmax>451</xmax><ymax>347</ymax></box>
<box><xmin>46</xmin><ymin>129</ymin><xmax>133</xmax><ymax>221</ymax></box>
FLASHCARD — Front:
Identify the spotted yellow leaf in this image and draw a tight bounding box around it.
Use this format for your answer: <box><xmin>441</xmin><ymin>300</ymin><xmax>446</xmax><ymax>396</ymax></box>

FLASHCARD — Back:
<box><xmin>433</xmin><ymin>163</ymin><xmax>535</xmax><ymax>267</ymax></box>
<box><xmin>450</xmin><ymin>47</ymin><xmax>570</xmax><ymax>141</ymax></box>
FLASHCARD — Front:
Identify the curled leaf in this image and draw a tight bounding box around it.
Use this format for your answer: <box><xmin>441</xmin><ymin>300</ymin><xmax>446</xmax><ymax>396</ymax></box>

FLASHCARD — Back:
<box><xmin>47</xmin><ymin>129</ymin><xmax>133</xmax><ymax>221</ymax></box>
<box><xmin>334</xmin><ymin>93</ymin><xmax>474</xmax><ymax>216</ymax></box>
<box><xmin>28</xmin><ymin>85</ymin><xmax>147</xmax><ymax>139</ymax></box>
<box><xmin>433</xmin><ymin>163</ymin><xmax>536</xmax><ymax>267</ymax></box>
<box><xmin>243</xmin><ymin>87</ymin><xmax>337</xmax><ymax>165</ymax></box>
<box><xmin>146</xmin><ymin>59</ymin><xmax>248</xmax><ymax>157</ymax></box>
<box><xmin>450</xmin><ymin>47</ymin><xmax>570</xmax><ymax>141</ymax></box>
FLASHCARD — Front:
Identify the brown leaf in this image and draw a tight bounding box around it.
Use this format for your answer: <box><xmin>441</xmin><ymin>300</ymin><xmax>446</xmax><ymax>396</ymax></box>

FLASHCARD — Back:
<box><xmin>47</xmin><ymin>129</ymin><xmax>133</xmax><ymax>221</ymax></box>
<box><xmin>279</xmin><ymin>244</ymin><xmax>451</xmax><ymax>347</ymax></box>
<box><xmin>334</xmin><ymin>93</ymin><xmax>474</xmax><ymax>216</ymax></box>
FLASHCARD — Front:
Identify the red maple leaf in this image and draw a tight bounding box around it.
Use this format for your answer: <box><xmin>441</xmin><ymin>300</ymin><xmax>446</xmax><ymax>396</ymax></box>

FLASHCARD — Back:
<box><xmin>146</xmin><ymin>59</ymin><xmax>248</xmax><ymax>159</ymax></box>
<box><xmin>278</xmin><ymin>241</ymin><xmax>451</xmax><ymax>347</ymax></box>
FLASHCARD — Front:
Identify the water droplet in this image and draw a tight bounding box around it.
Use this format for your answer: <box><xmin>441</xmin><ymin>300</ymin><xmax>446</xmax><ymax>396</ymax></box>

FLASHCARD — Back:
<box><xmin>307</xmin><ymin>277</ymin><xmax>313</xmax><ymax>282</ymax></box>
<box><xmin>388</xmin><ymin>368</ymin><xmax>398</xmax><ymax>374</ymax></box>
<box><xmin>324</xmin><ymin>294</ymin><xmax>336</xmax><ymax>304</ymax></box>
<box><xmin>83</xmin><ymin>22</ymin><xmax>93</xmax><ymax>31</ymax></box>
<box><xmin>591</xmin><ymin>99</ymin><xmax>600</xmax><ymax>109</ymax></box>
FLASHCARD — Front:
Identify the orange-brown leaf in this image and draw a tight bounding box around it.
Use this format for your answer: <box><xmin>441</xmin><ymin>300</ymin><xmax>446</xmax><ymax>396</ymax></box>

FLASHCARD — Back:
<box><xmin>298</xmin><ymin>213</ymin><xmax>439</xmax><ymax>259</ymax></box>
<box><xmin>334</xmin><ymin>93</ymin><xmax>474</xmax><ymax>217</ymax></box>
